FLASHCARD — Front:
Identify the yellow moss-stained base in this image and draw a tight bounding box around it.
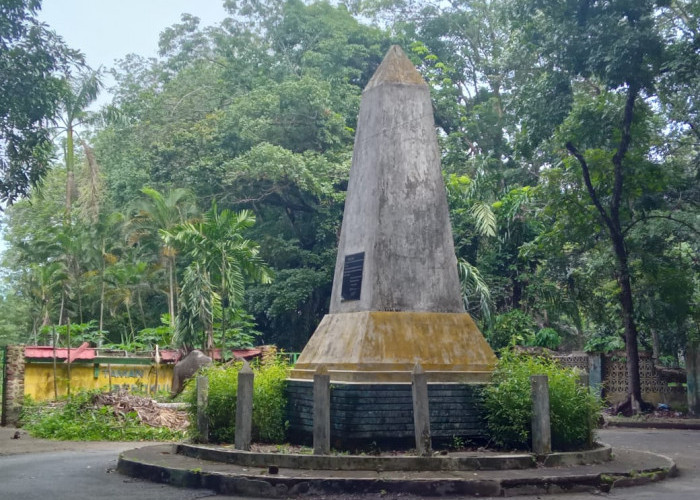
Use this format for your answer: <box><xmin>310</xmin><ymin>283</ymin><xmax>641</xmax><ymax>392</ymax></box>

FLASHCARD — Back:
<box><xmin>289</xmin><ymin>311</ymin><xmax>497</xmax><ymax>383</ymax></box>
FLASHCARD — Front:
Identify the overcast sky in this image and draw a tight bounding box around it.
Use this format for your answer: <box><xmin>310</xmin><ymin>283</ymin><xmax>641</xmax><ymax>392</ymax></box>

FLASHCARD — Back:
<box><xmin>38</xmin><ymin>0</ymin><xmax>229</xmax><ymax>106</ymax></box>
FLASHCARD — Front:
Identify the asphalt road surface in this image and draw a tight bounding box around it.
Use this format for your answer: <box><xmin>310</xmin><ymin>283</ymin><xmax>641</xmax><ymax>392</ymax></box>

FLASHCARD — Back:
<box><xmin>0</xmin><ymin>428</ymin><xmax>699</xmax><ymax>500</ymax></box>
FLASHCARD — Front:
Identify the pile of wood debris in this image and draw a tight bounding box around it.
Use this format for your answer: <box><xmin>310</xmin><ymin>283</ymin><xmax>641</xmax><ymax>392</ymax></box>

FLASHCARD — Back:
<box><xmin>92</xmin><ymin>390</ymin><xmax>189</xmax><ymax>431</ymax></box>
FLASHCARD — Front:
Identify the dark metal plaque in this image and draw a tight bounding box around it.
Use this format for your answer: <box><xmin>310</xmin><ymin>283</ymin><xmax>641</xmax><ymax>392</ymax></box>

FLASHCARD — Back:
<box><xmin>341</xmin><ymin>252</ymin><xmax>364</xmax><ymax>301</ymax></box>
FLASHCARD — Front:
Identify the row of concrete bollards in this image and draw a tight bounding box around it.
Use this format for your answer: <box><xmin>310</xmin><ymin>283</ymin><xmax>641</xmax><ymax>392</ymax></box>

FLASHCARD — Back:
<box><xmin>195</xmin><ymin>363</ymin><xmax>564</xmax><ymax>456</ymax></box>
<box><xmin>195</xmin><ymin>360</ymin><xmax>256</xmax><ymax>450</ymax></box>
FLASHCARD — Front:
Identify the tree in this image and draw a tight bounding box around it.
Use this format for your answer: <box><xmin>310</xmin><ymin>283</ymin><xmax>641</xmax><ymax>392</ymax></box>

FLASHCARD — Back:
<box><xmin>506</xmin><ymin>0</ymin><xmax>697</xmax><ymax>412</ymax></box>
<box><xmin>129</xmin><ymin>187</ymin><xmax>197</xmax><ymax>329</ymax></box>
<box><xmin>0</xmin><ymin>0</ymin><xmax>79</xmax><ymax>203</ymax></box>
<box><xmin>164</xmin><ymin>202</ymin><xmax>271</xmax><ymax>353</ymax></box>
<box><xmin>54</xmin><ymin>69</ymin><xmax>102</xmax><ymax>214</ymax></box>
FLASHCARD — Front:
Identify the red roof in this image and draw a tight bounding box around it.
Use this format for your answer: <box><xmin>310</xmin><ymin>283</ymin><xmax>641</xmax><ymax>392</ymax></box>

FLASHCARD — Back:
<box><xmin>25</xmin><ymin>346</ymin><xmax>96</xmax><ymax>361</ymax></box>
<box><xmin>24</xmin><ymin>346</ymin><xmax>262</xmax><ymax>363</ymax></box>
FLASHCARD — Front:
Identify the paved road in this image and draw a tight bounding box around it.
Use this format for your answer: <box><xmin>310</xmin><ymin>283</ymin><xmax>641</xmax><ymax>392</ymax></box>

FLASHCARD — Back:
<box><xmin>1</xmin><ymin>428</ymin><xmax>699</xmax><ymax>499</ymax></box>
<box><xmin>473</xmin><ymin>428</ymin><xmax>700</xmax><ymax>500</ymax></box>
<box><xmin>0</xmin><ymin>445</ymin><xmax>218</xmax><ymax>500</ymax></box>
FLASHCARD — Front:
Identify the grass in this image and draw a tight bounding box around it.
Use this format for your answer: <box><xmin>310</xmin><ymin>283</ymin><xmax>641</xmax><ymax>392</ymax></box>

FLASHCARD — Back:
<box><xmin>20</xmin><ymin>390</ymin><xmax>187</xmax><ymax>441</ymax></box>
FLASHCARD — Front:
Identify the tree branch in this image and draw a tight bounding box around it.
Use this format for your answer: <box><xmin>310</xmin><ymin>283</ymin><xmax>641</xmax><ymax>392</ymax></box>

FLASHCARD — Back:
<box><xmin>565</xmin><ymin>141</ymin><xmax>614</xmax><ymax>231</ymax></box>
<box><xmin>623</xmin><ymin>214</ymin><xmax>700</xmax><ymax>237</ymax></box>
<box><xmin>611</xmin><ymin>83</ymin><xmax>639</xmax><ymax>224</ymax></box>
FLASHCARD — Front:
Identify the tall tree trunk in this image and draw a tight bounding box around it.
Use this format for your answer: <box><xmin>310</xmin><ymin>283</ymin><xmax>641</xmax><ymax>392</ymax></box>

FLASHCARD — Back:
<box><xmin>99</xmin><ymin>242</ymin><xmax>105</xmax><ymax>344</ymax></box>
<box><xmin>126</xmin><ymin>301</ymin><xmax>134</xmax><ymax>343</ymax></box>
<box><xmin>65</xmin><ymin>125</ymin><xmax>76</xmax><ymax>214</ymax></box>
<box><xmin>137</xmin><ymin>291</ymin><xmax>146</xmax><ymax>330</ymax></box>
<box><xmin>76</xmin><ymin>264</ymin><xmax>83</xmax><ymax>324</ymax></box>
<box><xmin>168</xmin><ymin>256</ymin><xmax>176</xmax><ymax>329</ymax></box>
<box><xmin>611</xmin><ymin>228</ymin><xmax>643</xmax><ymax>411</ymax></box>
<box><xmin>58</xmin><ymin>290</ymin><xmax>66</xmax><ymax>326</ymax></box>
<box><xmin>566</xmin><ymin>82</ymin><xmax>643</xmax><ymax>413</ymax></box>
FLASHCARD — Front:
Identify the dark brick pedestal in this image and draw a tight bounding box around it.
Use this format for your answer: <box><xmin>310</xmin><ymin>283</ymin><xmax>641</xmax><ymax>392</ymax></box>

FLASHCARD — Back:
<box><xmin>287</xmin><ymin>380</ymin><xmax>489</xmax><ymax>449</ymax></box>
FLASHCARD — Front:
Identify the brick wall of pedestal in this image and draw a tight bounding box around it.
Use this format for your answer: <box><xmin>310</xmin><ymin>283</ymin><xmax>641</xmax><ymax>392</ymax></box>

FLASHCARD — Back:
<box><xmin>287</xmin><ymin>380</ymin><xmax>488</xmax><ymax>448</ymax></box>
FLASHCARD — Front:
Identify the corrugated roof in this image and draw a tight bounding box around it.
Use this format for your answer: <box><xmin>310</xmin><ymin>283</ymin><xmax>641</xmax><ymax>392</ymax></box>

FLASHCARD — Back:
<box><xmin>23</xmin><ymin>346</ymin><xmax>262</xmax><ymax>363</ymax></box>
<box><xmin>25</xmin><ymin>346</ymin><xmax>96</xmax><ymax>360</ymax></box>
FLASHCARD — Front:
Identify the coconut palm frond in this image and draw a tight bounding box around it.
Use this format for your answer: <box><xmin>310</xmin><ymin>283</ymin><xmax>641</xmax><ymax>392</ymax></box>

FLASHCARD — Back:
<box><xmin>469</xmin><ymin>200</ymin><xmax>497</xmax><ymax>238</ymax></box>
<box><xmin>457</xmin><ymin>258</ymin><xmax>493</xmax><ymax>326</ymax></box>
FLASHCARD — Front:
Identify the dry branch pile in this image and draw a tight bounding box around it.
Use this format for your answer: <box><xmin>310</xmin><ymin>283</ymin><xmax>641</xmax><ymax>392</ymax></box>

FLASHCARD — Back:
<box><xmin>92</xmin><ymin>390</ymin><xmax>189</xmax><ymax>431</ymax></box>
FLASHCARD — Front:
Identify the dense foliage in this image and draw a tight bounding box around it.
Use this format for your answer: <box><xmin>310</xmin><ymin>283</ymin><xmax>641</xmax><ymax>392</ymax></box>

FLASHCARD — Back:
<box><xmin>0</xmin><ymin>0</ymin><xmax>80</xmax><ymax>203</ymax></box>
<box><xmin>21</xmin><ymin>390</ymin><xmax>186</xmax><ymax>441</ymax></box>
<box><xmin>183</xmin><ymin>360</ymin><xmax>289</xmax><ymax>444</ymax></box>
<box><xmin>0</xmin><ymin>1</ymin><xmax>697</xmax><ymax>409</ymax></box>
<box><xmin>484</xmin><ymin>351</ymin><xmax>601</xmax><ymax>451</ymax></box>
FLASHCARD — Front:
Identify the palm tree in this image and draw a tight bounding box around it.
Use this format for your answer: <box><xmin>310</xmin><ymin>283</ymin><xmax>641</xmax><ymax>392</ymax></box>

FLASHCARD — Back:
<box><xmin>164</xmin><ymin>202</ymin><xmax>271</xmax><ymax>353</ymax></box>
<box><xmin>28</xmin><ymin>261</ymin><xmax>67</xmax><ymax>344</ymax></box>
<box><xmin>129</xmin><ymin>187</ymin><xmax>197</xmax><ymax>329</ymax></box>
<box><xmin>103</xmin><ymin>260</ymin><xmax>150</xmax><ymax>346</ymax></box>
<box><xmin>55</xmin><ymin>70</ymin><xmax>102</xmax><ymax>215</ymax></box>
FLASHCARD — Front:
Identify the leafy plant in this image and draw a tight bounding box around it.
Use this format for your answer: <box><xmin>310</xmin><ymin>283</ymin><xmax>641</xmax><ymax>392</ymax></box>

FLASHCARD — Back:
<box><xmin>39</xmin><ymin>321</ymin><xmax>105</xmax><ymax>347</ymax></box>
<box><xmin>136</xmin><ymin>314</ymin><xmax>174</xmax><ymax>348</ymax></box>
<box><xmin>530</xmin><ymin>327</ymin><xmax>562</xmax><ymax>350</ymax></box>
<box><xmin>183</xmin><ymin>359</ymin><xmax>289</xmax><ymax>444</ymax></box>
<box><xmin>20</xmin><ymin>391</ymin><xmax>186</xmax><ymax>441</ymax></box>
<box><xmin>584</xmin><ymin>334</ymin><xmax>625</xmax><ymax>353</ymax></box>
<box><xmin>486</xmin><ymin>310</ymin><xmax>538</xmax><ymax>351</ymax></box>
<box><xmin>484</xmin><ymin>350</ymin><xmax>601</xmax><ymax>451</ymax></box>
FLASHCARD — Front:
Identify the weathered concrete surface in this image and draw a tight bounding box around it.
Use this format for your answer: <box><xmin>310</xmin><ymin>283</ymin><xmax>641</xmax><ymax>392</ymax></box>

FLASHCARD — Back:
<box><xmin>234</xmin><ymin>361</ymin><xmax>253</xmax><ymax>451</ymax></box>
<box><xmin>290</xmin><ymin>311</ymin><xmax>495</xmax><ymax>382</ymax></box>
<box><xmin>686</xmin><ymin>344</ymin><xmax>700</xmax><ymax>416</ymax></box>
<box><xmin>196</xmin><ymin>376</ymin><xmax>209</xmax><ymax>443</ymax></box>
<box><xmin>412</xmin><ymin>363</ymin><xmax>431</xmax><ymax>456</ymax></box>
<box><xmin>531</xmin><ymin>374</ymin><xmax>552</xmax><ymax>456</ymax></box>
<box><xmin>329</xmin><ymin>45</ymin><xmax>462</xmax><ymax>315</ymax></box>
<box><xmin>312</xmin><ymin>366</ymin><xmax>330</xmax><ymax>455</ymax></box>
<box><xmin>117</xmin><ymin>443</ymin><xmax>673</xmax><ymax>498</ymax></box>
<box><xmin>176</xmin><ymin>443</ymin><xmax>612</xmax><ymax>471</ymax></box>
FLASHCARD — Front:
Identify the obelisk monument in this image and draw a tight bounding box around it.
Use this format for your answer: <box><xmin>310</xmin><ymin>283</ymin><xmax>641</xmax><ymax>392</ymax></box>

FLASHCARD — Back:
<box><xmin>290</xmin><ymin>46</ymin><xmax>496</xmax><ymax>384</ymax></box>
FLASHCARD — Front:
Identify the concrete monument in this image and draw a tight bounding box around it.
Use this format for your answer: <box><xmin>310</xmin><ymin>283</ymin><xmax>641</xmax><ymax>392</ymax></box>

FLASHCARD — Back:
<box><xmin>288</xmin><ymin>46</ymin><xmax>496</xmax><ymax>445</ymax></box>
<box><xmin>290</xmin><ymin>45</ymin><xmax>496</xmax><ymax>383</ymax></box>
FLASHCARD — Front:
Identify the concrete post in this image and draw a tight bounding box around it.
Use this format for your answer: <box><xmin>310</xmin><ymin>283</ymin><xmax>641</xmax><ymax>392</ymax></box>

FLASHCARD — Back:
<box><xmin>531</xmin><ymin>374</ymin><xmax>551</xmax><ymax>456</ymax></box>
<box><xmin>687</xmin><ymin>343</ymin><xmax>700</xmax><ymax>416</ymax></box>
<box><xmin>412</xmin><ymin>362</ymin><xmax>432</xmax><ymax>456</ymax></box>
<box><xmin>235</xmin><ymin>360</ymin><xmax>254</xmax><ymax>450</ymax></box>
<box><xmin>1</xmin><ymin>345</ymin><xmax>25</xmax><ymax>426</ymax></box>
<box><xmin>588</xmin><ymin>353</ymin><xmax>603</xmax><ymax>398</ymax></box>
<box><xmin>196</xmin><ymin>375</ymin><xmax>209</xmax><ymax>443</ymax></box>
<box><xmin>313</xmin><ymin>365</ymin><xmax>331</xmax><ymax>455</ymax></box>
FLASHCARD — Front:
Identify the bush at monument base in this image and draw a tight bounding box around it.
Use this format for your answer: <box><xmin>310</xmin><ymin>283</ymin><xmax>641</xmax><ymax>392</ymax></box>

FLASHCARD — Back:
<box><xmin>484</xmin><ymin>350</ymin><xmax>601</xmax><ymax>451</ymax></box>
<box><xmin>183</xmin><ymin>361</ymin><xmax>289</xmax><ymax>444</ymax></box>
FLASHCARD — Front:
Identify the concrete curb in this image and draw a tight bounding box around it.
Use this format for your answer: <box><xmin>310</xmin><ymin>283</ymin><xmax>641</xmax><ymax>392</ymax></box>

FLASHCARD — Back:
<box><xmin>176</xmin><ymin>443</ymin><xmax>611</xmax><ymax>471</ymax></box>
<box><xmin>117</xmin><ymin>444</ymin><xmax>675</xmax><ymax>497</ymax></box>
<box><xmin>604</xmin><ymin>417</ymin><xmax>700</xmax><ymax>430</ymax></box>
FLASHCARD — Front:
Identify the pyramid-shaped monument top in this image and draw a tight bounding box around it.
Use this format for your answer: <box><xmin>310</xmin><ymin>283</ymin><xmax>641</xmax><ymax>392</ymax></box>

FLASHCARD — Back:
<box><xmin>365</xmin><ymin>45</ymin><xmax>427</xmax><ymax>91</ymax></box>
<box><xmin>327</xmin><ymin>44</ymin><xmax>464</xmax><ymax>314</ymax></box>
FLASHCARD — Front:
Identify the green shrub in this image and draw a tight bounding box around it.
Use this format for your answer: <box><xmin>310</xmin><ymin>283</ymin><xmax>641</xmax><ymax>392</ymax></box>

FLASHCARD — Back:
<box><xmin>530</xmin><ymin>327</ymin><xmax>562</xmax><ymax>350</ymax></box>
<box><xmin>486</xmin><ymin>310</ymin><xmax>537</xmax><ymax>351</ymax></box>
<box><xmin>21</xmin><ymin>391</ymin><xmax>186</xmax><ymax>441</ymax></box>
<box><xmin>184</xmin><ymin>360</ymin><xmax>289</xmax><ymax>444</ymax></box>
<box><xmin>484</xmin><ymin>350</ymin><xmax>601</xmax><ymax>451</ymax></box>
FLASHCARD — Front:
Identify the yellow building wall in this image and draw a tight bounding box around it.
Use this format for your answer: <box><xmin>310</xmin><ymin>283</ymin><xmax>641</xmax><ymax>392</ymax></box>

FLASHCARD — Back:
<box><xmin>24</xmin><ymin>362</ymin><xmax>174</xmax><ymax>401</ymax></box>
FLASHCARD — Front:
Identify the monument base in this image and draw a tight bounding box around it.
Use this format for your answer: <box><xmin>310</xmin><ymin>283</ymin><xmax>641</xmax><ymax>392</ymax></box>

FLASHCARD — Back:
<box><xmin>289</xmin><ymin>311</ymin><xmax>497</xmax><ymax>383</ymax></box>
<box><xmin>286</xmin><ymin>380</ymin><xmax>489</xmax><ymax>449</ymax></box>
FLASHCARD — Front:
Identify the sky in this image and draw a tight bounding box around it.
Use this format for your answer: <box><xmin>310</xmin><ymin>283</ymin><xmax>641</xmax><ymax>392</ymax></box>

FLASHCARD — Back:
<box><xmin>38</xmin><ymin>0</ymin><xmax>229</xmax><ymax>106</ymax></box>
